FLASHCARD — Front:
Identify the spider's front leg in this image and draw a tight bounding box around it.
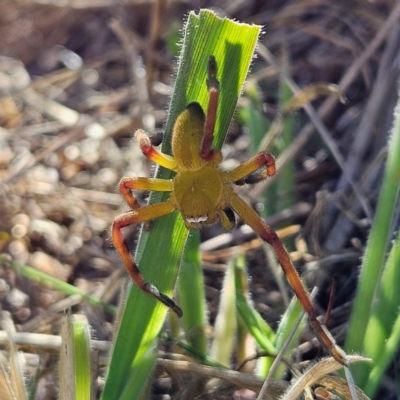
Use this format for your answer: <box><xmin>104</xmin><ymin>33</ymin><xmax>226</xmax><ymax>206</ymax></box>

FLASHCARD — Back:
<box><xmin>226</xmin><ymin>189</ymin><xmax>348</xmax><ymax>365</ymax></box>
<box><xmin>112</xmin><ymin>199</ymin><xmax>182</xmax><ymax>316</ymax></box>
<box><xmin>119</xmin><ymin>176</ymin><xmax>173</xmax><ymax>209</ymax></box>
<box><xmin>135</xmin><ymin>129</ymin><xmax>178</xmax><ymax>171</ymax></box>
<box><xmin>200</xmin><ymin>55</ymin><xmax>220</xmax><ymax>161</ymax></box>
<box><xmin>221</xmin><ymin>152</ymin><xmax>276</xmax><ymax>185</ymax></box>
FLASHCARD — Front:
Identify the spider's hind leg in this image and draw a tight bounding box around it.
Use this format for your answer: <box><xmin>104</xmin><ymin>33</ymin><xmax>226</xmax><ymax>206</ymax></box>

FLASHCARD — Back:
<box><xmin>227</xmin><ymin>190</ymin><xmax>348</xmax><ymax>365</ymax></box>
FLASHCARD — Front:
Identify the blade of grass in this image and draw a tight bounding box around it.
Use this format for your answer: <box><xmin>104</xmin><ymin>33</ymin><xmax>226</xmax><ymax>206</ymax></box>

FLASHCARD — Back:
<box><xmin>344</xmin><ymin>86</ymin><xmax>400</xmax><ymax>382</ymax></box>
<box><xmin>240</xmin><ymin>58</ymin><xmax>295</xmax><ymax>217</ymax></box>
<box><xmin>159</xmin><ymin>331</ymin><xmax>228</xmax><ymax>368</ymax></box>
<box><xmin>0</xmin><ymin>255</ymin><xmax>116</xmax><ymax>315</ymax></box>
<box><xmin>238</xmin><ymin>82</ymin><xmax>269</xmax><ymax>155</ymax></box>
<box><xmin>236</xmin><ymin>290</ymin><xmax>277</xmax><ymax>355</ymax></box>
<box><xmin>235</xmin><ymin>243</ymin><xmax>305</xmax><ymax>380</ymax></box>
<box><xmin>119</xmin><ymin>351</ymin><xmax>157</xmax><ymax>400</ymax></box>
<box><xmin>364</xmin><ymin>306</ymin><xmax>400</xmax><ymax>396</ymax></box>
<box><xmin>258</xmin><ymin>293</ymin><xmax>305</xmax><ymax>379</ymax></box>
<box><xmin>238</xmin><ymin>86</ymin><xmax>274</xmax><ymax>218</ymax></box>
<box><xmin>273</xmin><ymin>292</ymin><xmax>307</xmax><ymax>373</ymax></box>
<box><xmin>178</xmin><ymin>231</ymin><xmax>207</xmax><ymax>354</ymax></box>
<box><xmin>210</xmin><ymin>257</ymin><xmax>237</xmax><ymax>367</ymax></box>
<box><xmin>72</xmin><ymin>316</ymin><xmax>91</xmax><ymax>400</ymax></box>
<box><xmin>277</xmin><ymin>64</ymin><xmax>295</xmax><ymax>212</ymax></box>
<box><xmin>235</xmin><ymin>253</ymin><xmax>256</xmax><ymax>373</ymax></box>
<box><xmin>257</xmin><ymin>299</ymin><xmax>307</xmax><ymax>400</ymax></box>
<box><xmin>101</xmin><ymin>10</ymin><xmax>260</xmax><ymax>400</ymax></box>
<box><xmin>362</xmin><ymin>233</ymin><xmax>400</xmax><ymax>397</ymax></box>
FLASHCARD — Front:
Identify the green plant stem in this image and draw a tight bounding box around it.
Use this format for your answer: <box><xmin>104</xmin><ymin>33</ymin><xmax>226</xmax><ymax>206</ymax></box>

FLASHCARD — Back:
<box><xmin>178</xmin><ymin>231</ymin><xmax>207</xmax><ymax>354</ymax></box>
<box><xmin>0</xmin><ymin>255</ymin><xmax>116</xmax><ymax>315</ymax></box>
<box><xmin>73</xmin><ymin>317</ymin><xmax>91</xmax><ymax>400</ymax></box>
<box><xmin>344</xmin><ymin>89</ymin><xmax>400</xmax><ymax>383</ymax></box>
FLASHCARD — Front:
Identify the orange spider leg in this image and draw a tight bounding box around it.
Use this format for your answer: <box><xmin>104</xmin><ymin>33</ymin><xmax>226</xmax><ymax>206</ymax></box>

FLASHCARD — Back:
<box><xmin>119</xmin><ymin>177</ymin><xmax>173</xmax><ymax>209</ymax></box>
<box><xmin>135</xmin><ymin>129</ymin><xmax>178</xmax><ymax>171</ymax></box>
<box><xmin>221</xmin><ymin>152</ymin><xmax>276</xmax><ymax>184</ymax></box>
<box><xmin>227</xmin><ymin>189</ymin><xmax>348</xmax><ymax>365</ymax></box>
<box><xmin>200</xmin><ymin>55</ymin><xmax>220</xmax><ymax>160</ymax></box>
<box><xmin>112</xmin><ymin>201</ymin><xmax>182</xmax><ymax>316</ymax></box>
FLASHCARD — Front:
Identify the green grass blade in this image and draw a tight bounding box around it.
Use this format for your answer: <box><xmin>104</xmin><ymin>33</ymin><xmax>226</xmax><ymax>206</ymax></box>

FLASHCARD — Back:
<box><xmin>362</xmin><ymin>233</ymin><xmax>400</xmax><ymax>397</ymax></box>
<box><xmin>239</xmin><ymin>61</ymin><xmax>295</xmax><ymax>218</ymax></box>
<box><xmin>160</xmin><ymin>331</ymin><xmax>228</xmax><ymax>368</ymax></box>
<box><xmin>72</xmin><ymin>317</ymin><xmax>91</xmax><ymax>400</ymax></box>
<box><xmin>165</xmin><ymin>11</ymin><xmax>261</xmax><ymax>152</ymax></box>
<box><xmin>0</xmin><ymin>255</ymin><xmax>116</xmax><ymax>315</ymax></box>
<box><xmin>238</xmin><ymin>84</ymin><xmax>272</xmax><ymax>218</ymax></box>
<box><xmin>101</xmin><ymin>10</ymin><xmax>260</xmax><ymax>399</ymax></box>
<box><xmin>269</xmin><ymin>295</ymin><xmax>305</xmax><ymax>378</ymax></box>
<box><xmin>277</xmin><ymin>66</ymin><xmax>295</xmax><ymax>212</ymax></box>
<box><xmin>236</xmin><ymin>291</ymin><xmax>276</xmax><ymax>355</ymax></box>
<box><xmin>238</xmin><ymin>82</ymin><xmax>270</xmax><ymax>155</ymax></box>
<box><xmin>364</xmin><ymin>309</ymin><xmax>400</xmax><ymax>396</ymax></box>
<box><xmin>119</xmin><ymin>351</ymin><xmax>157</xmax><ymax>400</ymax></box>
<box><xmin>59</xmin><ymin>314</ymin><xmax>92</xmax><ymax>400</ymax></box>
<box><xmin>344</xmin><ymin>86</ymin><xmax>400</xmax><ymax>382</ymax></box>
<box><xmin>210</xmin><ymin>258</ymin><xmax>237</xmax><ymax>367</ymax></box>
<box><xmin>234</xmin><ymin>254</ymin><xmax>256</xmax><ymax>372</ymax></box>
<box><xmin>178</xmin><ymin>231</ymin><xmax>207</xmax><ymax>354</ymax></box>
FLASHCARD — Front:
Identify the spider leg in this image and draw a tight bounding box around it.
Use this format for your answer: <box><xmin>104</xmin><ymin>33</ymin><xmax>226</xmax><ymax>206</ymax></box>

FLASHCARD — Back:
<box><xmin>200</xmin><ymin>55</ymin><xmax>220</xmax><ymax>160</ymax></box>
<box><xmin>227</xmin><ymin>189</ymin><xmax>348</xmax><ymax>365</ymax></box>
<box><xmin>119</xmin><ymin>177</ymin><xmax>173</xmax><ymax>209</ymax></box>
<box><xmin>135</xmin><ymin>129</ymin><xmax>178</xmax><ymax>171</ymax></box>
<box><xmin>112</xmin><ymin>201</ymin><xmax>182</xmax><ymax>316</ymax></box>
<box><xmin>221</xmin><ymin>152</ymin><xmax>276</xmax><ymax>184</ymax></box>
<box><xmin>217</xmin><ymin>207</ymin><xmax>236</xmax><ymax>231</ymax></box>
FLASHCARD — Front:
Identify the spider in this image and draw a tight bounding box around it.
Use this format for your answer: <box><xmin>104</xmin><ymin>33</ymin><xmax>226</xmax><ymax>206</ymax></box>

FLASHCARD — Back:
<box><xmin>112</xmin><ymin>56</ymin><xmax>348</xmax><ymax>366</ymax></box>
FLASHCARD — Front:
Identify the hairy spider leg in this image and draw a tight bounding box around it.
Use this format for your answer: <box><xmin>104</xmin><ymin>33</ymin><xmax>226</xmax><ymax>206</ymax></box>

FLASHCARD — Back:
<box><xmin>221</xmin><ymin>152</ymin><xmax>276</xmax><ymax>184</ymax></box>
<box><xmin>135</xmin><ymin>129</ymin><xmax>178</xmax><ymax>171</ymax></box>
<box><xmin>227</xmin><ymin>189</ymin><xmax>348</xmax><ymax>365</ymax></box>
<box><xmin>235</xmin><ymin>169</ymin><xmax>274</xmax><ymax>186</ymax></box>
<box><xmin>112</xmin><ymin>201</ymin><xmax>183</xmax><ymax>317</ymax></box>
<box><xmin>200</xmin><ymin>55</ymin><xmax>220</xmax><ymax>161</ymax></box>
<box><xmin>119</xmin><ymin>177</ymin><xmax>173</xmax><ymax>209</ymax></box>
<box><xmin>217</xmin><ymin>207</ymin><xmax>236</xmax><ymax>231</ymax></box>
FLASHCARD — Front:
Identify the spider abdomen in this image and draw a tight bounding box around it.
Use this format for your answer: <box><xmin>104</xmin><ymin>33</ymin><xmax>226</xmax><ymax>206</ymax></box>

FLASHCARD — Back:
<box><xmin>170</xmin><ymin>166</ymin><xmax>224</xmax><ymax>229</ymax></box>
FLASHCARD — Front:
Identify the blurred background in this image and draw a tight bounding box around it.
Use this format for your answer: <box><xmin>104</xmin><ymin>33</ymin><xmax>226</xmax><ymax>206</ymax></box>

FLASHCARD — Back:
<box><xmin>0</xmin><ymin>1</ymin><xmax>399</xmax><ymax>399</ymax></box>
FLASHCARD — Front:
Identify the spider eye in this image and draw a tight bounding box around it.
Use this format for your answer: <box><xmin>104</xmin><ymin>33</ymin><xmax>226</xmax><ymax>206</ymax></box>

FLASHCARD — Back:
<box><xmin>186</xmin><ymin>215</ymin><xmax>208</xmax><ymax>224</ymax></box>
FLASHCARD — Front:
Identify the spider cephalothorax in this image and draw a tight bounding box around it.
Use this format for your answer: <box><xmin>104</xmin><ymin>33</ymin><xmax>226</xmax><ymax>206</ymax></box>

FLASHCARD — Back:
<box><xmin>112</xmin><ymin>56</ymin><xmax>348</xmax><ymax>366</ymax></box>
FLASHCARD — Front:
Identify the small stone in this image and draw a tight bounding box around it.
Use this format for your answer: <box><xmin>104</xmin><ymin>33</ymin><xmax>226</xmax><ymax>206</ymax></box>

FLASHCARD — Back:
<box><xmin>29</xmin><ymin>251</ymin><xmax>71</xmax><ymax>282</ymax></box>
<box><xmin>6</xmin><ymin>287</ymin><xmax>29</xmax><ymax>310</ymax></box>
